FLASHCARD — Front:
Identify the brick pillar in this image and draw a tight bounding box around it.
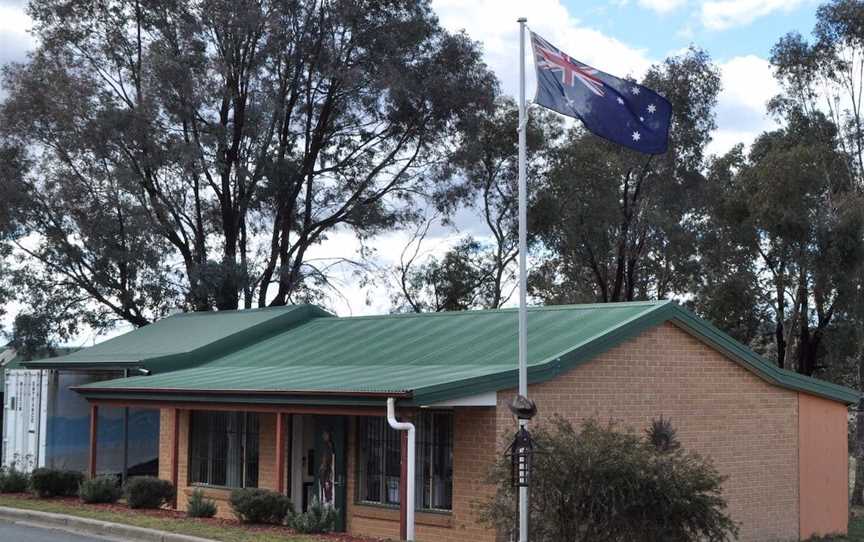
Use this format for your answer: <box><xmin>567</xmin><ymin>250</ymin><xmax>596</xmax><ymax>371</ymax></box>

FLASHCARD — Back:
<box><xmin>276</xmin><ymin>412</ymin><xmax>286</xmax><ymax>494</ymax></box>
<box><xmin>88</xmin><ymin>404</ymin><xmax>98</xmax><ymax>479</ymax></box>
<box><xmin>171</xmin><ymin>408</ymin><xmax>180</xmax><ymax>508</ymax></box>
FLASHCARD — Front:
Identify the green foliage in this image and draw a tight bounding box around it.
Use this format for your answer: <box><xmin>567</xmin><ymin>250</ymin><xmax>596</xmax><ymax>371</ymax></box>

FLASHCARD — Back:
<box><xmin>481</xmin><ymin>416</ymin><xmax>738</xmax><ymax>542</ymax></box>
<box><xmin>78</xmin><ymin>476</ymin><xmax>122</xmax><ymax>504</ymax></box>
<box><xmin>646</xmin><ymin>415</ymin><xmax>682</xmax><ymax>453</ymax></box>
<box><xmin>0</xmin><ymin>466</ymin><xmax>30</xmax><ymax>493</ymax></box>
<box><xmin>186</xmin><ymin>489</ymin><xmax>217</xmax><ymax>518</ymax></box>
<box><xmin>0</xmin><ymin>0</ymin><xmax>496</xmax><ymax>327</ymax></box>
<box><xmin>530</xmin><ymin>47</ymin><xmax>721</xmax><ymax>306</ymax></box>
<box><xmin>30</xmin><ymin>468</ymin><xmax>84</xmax><ymax>498</ymax></box>
<box><xmin>228</xmin><ymin>488</ymin><xmax>291</xmax><ymax>525</ymax></box>
<box><xmin>289</xmin><ymin>498</ymin><xmax>338</xmax><ymax>534</ymax></box>
<box><xmin>124</xmin><ymin>477</ymin><xmax>175</xmax><ymax>509</ymax></box>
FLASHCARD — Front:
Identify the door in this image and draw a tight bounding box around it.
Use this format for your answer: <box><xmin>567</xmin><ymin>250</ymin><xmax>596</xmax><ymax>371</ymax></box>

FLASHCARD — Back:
<box><xmin>313</xmin><ymin>415</ymin><xmax>347</xmax><ymax>531</ymax></box>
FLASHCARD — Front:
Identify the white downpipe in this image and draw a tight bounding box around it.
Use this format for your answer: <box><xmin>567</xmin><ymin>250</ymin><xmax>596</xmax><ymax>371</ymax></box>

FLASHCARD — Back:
<box><xmin>386</xmin><ymin>398</ymin><xmax>415</xmax><ymax>541</ymax></box>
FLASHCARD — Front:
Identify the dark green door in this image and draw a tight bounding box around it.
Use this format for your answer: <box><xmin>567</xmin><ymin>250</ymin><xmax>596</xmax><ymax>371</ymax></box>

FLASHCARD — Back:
<box><xmin>313</xmin><ymin>415</ymin><xmax>347</xmax><ymax>531</ymax></box>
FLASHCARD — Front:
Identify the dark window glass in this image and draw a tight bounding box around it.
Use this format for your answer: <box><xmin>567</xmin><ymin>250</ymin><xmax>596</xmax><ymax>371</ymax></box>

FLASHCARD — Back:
<box><xmin>356</xmin><ymin>412</ymin><xmax>453</xmax><ymax>511</ymax></box>
<box><xmin>188</xmin><ymin>411</ymin><xmax>259</xmax><ymax>488</ymax></box>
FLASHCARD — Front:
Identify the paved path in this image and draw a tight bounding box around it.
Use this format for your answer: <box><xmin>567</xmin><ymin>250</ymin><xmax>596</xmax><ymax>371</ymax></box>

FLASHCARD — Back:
<box><xmin>0</xmin><ymin>519</ymin><xmax>121</xmax><ymax>541</ymax></box>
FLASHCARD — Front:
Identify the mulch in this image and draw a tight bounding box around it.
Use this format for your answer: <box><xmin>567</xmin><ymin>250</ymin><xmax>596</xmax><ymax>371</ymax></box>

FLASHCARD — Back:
<box><xmin>0</xmin><ymin>493</ymin><xmax>386</xmax><ymax>541</ymax></box>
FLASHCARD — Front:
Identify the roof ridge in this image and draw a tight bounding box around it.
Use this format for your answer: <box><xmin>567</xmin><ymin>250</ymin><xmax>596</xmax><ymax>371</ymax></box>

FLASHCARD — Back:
<box><xmin>165</xmin><ymin>305</ymin><xmax>308</xmax><ymax>318</ymax></box>
<box><xmin>328</xmin><ymin>300</ymin><xmax>671</xmax><ymax>322</ymax></box>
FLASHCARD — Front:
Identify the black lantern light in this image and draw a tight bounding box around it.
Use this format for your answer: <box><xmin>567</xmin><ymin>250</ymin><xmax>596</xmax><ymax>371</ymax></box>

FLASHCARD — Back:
<box><xmin>505</xmin><ymin>394</ymin><xmax>538</xmax><ymax>488</ymax></box>
<box><xmin>507</xmin><ymin>426</ymin><xmax>535</xmax><ymax>488</ymax></box>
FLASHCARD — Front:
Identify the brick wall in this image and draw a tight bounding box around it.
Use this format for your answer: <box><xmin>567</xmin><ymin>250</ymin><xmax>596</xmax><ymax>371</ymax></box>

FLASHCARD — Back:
<box><xmin>497</xmin><ymin>322</ymin><xmax>801</xmax><ymax>542</ymax></box>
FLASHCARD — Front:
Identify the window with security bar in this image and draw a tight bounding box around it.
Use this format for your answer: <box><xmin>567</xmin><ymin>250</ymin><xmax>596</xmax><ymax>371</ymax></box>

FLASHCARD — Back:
<box><xmin>188</xmin><ymin>411</ymin><xmax>259</xmax><ymax>488</ymax></box>
<box><xmin>355</xmin><ymin>411</ymin><xmax>453</xmax><ymax>512</ymax></box>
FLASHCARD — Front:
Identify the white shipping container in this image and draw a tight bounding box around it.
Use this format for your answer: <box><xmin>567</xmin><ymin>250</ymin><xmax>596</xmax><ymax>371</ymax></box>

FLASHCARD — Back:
<box><xmin>2</xmin><ymin>369</ymin><xmax>49</xmax><ymax>473</ymax></box>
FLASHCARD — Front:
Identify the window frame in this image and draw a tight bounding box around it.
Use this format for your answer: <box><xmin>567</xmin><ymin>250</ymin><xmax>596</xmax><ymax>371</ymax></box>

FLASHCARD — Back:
<box><xmin>354</xmin><ymin>411</ymin><xmax>454</xmax><ymax>513</ymax></box>
<box><xmin>188</xmin><ymin>411</ymin><xmax>260</xmax><ymax>489</ymax></box>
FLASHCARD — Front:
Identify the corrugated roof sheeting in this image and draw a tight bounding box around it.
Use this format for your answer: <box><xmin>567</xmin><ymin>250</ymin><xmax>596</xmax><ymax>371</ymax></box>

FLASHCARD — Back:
<box><xmin>70</xmin><ymin>301</ymin><xmax>861</xmax><ymax>405</ymax></box>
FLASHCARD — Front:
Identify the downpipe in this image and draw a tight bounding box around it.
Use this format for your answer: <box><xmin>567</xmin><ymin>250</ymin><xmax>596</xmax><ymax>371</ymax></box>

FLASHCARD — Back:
<box><xmin>386</xmin><ymin>397</ymin><xmax>415</xmax><ymax>541</ymax></box>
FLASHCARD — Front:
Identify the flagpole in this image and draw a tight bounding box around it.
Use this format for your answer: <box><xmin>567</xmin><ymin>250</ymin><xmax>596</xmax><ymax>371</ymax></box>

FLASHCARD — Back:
<box><xmin>516</xmin><ymin>16</ymin><xmax>529</xmax><ymax>542</ymax></box>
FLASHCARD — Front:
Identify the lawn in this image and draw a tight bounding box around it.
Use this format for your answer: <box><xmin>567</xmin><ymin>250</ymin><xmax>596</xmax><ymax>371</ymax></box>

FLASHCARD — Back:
<box><xmin>806</xmin><ymin>508</ymin><xmax>864</xmax><ymax>541</ymax></box>
<box><xmin>0</xmin><ymin>494</ymin><xmax>382</xmax><ymax>542</ymax></box>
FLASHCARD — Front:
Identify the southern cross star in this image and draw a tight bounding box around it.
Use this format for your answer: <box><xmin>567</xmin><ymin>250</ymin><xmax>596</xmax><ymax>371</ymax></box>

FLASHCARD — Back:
<box><xmin>617</xmin><ymin>97</ymin><xmax>625</xmax><ymax>105</ymax></box>
<box><xmin>632</xmin><ymin>131</ymin><xmax>641</xmax><ymax>141</ymax></box>
<box><xmin>631</xmin><ymin>86</ymin><xmax>640</xmax><ymax>95</ymax></box>
<box><xmin>647</xmin><ymin>103</ymin><xmax>657</xmax><ymax>114</ymax></box>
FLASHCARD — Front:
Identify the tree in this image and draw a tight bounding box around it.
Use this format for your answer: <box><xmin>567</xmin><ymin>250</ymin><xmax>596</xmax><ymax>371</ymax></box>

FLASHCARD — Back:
<box><xmin>702</xmin><ymin>111</ymin><xmax>864</xmax><ymax>375</ymax></box>
<box><xmin>480</xmin><ymin>416</ymin><xmax>738</xmax><ymax>542</ymax></box>
<box><xmin>391</xmin><ymin>99</ymin><xmax>561</xmax><ymax>312</ymax></box>
<box><xmin>0</xmin><ymin>0</ymin><xmax>496</xmax><ymax>332</ymax></box>
<box><xmin>530</xmin><ymin>48</ymin><xmax>721</xmax><ymax>304</ymax></box>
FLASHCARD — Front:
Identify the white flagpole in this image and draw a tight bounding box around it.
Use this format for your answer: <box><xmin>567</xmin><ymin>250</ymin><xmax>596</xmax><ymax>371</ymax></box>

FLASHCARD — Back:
<box><xmin>516</xmin><ymin>16</ymin><xmax>529</xmax><ymax>542</ymax></box>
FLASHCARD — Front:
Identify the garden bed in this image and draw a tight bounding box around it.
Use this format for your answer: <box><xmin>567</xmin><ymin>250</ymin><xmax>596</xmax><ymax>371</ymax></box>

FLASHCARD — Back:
<box><xmin>0</xmin><ymin>493</ymin><xmax>387</xmax><ymax>542</ymax></box>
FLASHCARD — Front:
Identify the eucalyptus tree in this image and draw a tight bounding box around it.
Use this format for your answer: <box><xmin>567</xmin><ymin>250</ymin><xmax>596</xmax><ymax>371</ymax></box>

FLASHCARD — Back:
<box><xmin>0</xmin><ymin>0</ymin><xmax>496</xmax><ymax>330</ymax></box>
<box><xmin>391</xmin><ymin>99</ymin><xmax>561</xmax><ymax>312</ymax></box>
<box><xmin>529</xmin><ymin>48</ymin><xmax>720</xmax><ymax>304</ymax></box>
<box><xmin>704</xmin><ymin>112</ymin><xmax>864</xmax><ymax>374</ymax></box>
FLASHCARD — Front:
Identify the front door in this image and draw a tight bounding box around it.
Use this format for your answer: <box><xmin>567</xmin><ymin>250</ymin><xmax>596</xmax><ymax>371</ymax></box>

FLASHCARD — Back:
<box><xmin>312</xmin><ymin>415</ymin><xmax>347</xmax><ymax>531</ymax></box>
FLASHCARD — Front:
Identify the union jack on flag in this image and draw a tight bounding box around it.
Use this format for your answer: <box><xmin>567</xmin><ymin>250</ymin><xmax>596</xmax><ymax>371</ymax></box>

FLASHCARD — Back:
<box><xmin>533</xmin><ymin>34</ymin><xmax>605</xmax><ymax>97</ymax></box>
<box><xmin>530</xmin><ymin>32</ymin><xmax>672</xmax><ymax>154</ymax></box>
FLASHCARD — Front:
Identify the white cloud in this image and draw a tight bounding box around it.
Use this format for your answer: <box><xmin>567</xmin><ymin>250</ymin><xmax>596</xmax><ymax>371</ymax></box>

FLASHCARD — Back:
<box><xmin>701</xmin><ymin>0</ymin><xmax>807</xmax><ymax>30</ymax></box>
<box><xmin>433</xmin><ymin>0</ymin><xmax>652</xmax><ymax>98</ymax></box>
<box><xmin>638</xmin><ymin>0</ymin><xmax>688</xmax><ymax>14</ymax></box>
<box><xmin>708</xmin><ymin>54</ymin><xmax>779</xmax><ymax>156</ymax></box>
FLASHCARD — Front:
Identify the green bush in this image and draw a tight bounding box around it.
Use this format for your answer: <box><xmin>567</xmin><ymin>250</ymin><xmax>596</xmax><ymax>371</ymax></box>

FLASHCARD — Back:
<box><xmin>124</xmin><ymin>477</ymin><xmax>175</xmax><ymax>509</ymax></box>
<box><xmin>0</xmin><ymin>466</ymin><xmax>30</xmax><ymax>493</ymax></box>
<box><xmin>289</xmin><ymin>497</ymin><xmax>338</xmax><ymax>534</ymax></box>
<box><xmin>228</xmin><ymin>488</ymin><xmax>291</xmax><ymax>524</ymax></box>
<box><xmin>79</xmin><ymin>476</ymin><xmax>122</xmax><ymax>504</ymax></box>
<box><xmin>30</xmin><ymin>468</ymin><xmax>84</xmax><ymax>498</ymax></box>
<box><xmin>481</xmin><ymin>416</ymin><xmax>739</xmax><ymax>542</ymax></box>
<box><xmin>186</xmin><ymin>488</ymin><xmax>217</xmax><ymax>518</ymax></box>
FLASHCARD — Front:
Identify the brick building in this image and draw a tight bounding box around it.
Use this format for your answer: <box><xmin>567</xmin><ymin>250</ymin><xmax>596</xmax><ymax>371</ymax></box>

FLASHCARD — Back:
<box><xmin>30</xmin><ymin>301</ymin><xmax>857</xmax><ymax>541</ymax></box>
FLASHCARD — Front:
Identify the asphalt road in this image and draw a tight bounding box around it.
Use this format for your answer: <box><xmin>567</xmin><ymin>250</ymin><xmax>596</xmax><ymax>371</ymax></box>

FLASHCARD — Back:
<box><xmin>0</xmin><ymin>520</ymin><xmax>122</xmax><ymax>541</ymax></box>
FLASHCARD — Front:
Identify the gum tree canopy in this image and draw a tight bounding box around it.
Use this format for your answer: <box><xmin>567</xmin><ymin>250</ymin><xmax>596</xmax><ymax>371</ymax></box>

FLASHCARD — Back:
<box><xmin>0</xmin><ymin>0</ymin><xmax>496</xmax><ymax>330</ymax></box>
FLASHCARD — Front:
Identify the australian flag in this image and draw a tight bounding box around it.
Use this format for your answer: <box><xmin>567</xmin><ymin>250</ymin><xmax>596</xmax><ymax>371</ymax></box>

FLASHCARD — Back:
<box><xmin>531</xmin><ymin>32</ymin><xmax>672</xmax><ymax>154</ymax></box>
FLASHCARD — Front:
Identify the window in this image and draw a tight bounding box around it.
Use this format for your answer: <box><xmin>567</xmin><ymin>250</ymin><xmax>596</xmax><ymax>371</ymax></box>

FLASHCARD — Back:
<box><xmin>356</xmin><ymin>412</ymin><xmax>453</xmax><ymax>512</ymax></box>
<box><xmin>188</xmin><ymin>411</ymin><xmax>259</xmax><ymax>488</ymax></box>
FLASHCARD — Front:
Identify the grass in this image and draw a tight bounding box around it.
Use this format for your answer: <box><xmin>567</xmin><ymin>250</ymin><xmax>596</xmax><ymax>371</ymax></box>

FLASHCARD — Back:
<box><xmin>804</xmin><ymin>508</ymin><xmax>864</xmax><ymax>541</ymax></box>
<box><xmin>0</xmin><ymin>495</ymin><xmax>320</xmax><ymax>542</ymax></box>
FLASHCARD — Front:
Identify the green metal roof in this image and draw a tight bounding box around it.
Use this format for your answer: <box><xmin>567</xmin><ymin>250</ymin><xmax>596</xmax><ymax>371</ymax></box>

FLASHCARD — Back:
<box><xmin>73</xmin><ymin>301</ymin><xmax>860</xmax><ymax>405</ymax></box>
<box><xmin>26</xmin><ymin>305</ymin><xmax>331</xmax><ymax>372</ymax></box>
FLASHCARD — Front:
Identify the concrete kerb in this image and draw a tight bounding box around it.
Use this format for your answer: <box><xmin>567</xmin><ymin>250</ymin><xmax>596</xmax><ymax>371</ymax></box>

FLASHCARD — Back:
<box><xmin>0</xmin><ymin>506</ymin><xmax>216</xmax><ymax>542</ymax></box>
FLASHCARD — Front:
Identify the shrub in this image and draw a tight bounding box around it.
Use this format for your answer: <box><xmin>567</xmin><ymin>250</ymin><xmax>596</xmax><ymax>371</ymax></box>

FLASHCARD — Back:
<box><xmin>289</xmin><ymin>497</ymin><xmax>338</xmax><ymax>534</ymax></box>
<box><xmin>79</xmin><ymin>476</ymin><xmax>122</xmax><ymax>504</ymax></box>
<box><xmin>646</xmin><ymin>415</ymin><xmax>681</xmax><ymax>452</ymax></box>
<box><xmin>228</xmin><ymin>488</ymin><xmax>291</xmax><ymax>524</ymax></box>
<box><xmin>481</xmin><ymin>416</ymin><xmax>739</xmax><ymax>542</ymax></box>
<box><xmin>124</xmin><ymin>477</ymin><xmax>175</xmax><ymax>509</ymax></box>
<box><xmin>30</xmin><ymin>468</ymin><xmax>84</xmax><ymax>498</ymax></box>
<box><xmin>0</xmin><ymin>466</ymin><xmax>30</xmax><ymax>493</ymax></box>
<box><xmin>186</xmin><ymin>488</ymin><xmax>217</xmax><ymax>518</ymax></box>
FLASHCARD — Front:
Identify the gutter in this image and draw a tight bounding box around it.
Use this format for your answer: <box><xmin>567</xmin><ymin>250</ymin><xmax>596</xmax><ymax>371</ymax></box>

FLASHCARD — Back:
<box><xmin>386</xmin><ymin>397</ymin><xmax>415</xmax><ymax>541</ymax></box>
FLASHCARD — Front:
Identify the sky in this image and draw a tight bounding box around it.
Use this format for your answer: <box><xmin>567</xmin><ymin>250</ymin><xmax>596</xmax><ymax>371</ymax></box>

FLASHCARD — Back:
<box><xmin>0</xmin><ymin>0</ymin><xmax>824</xmax><ymax>343</ymax></box>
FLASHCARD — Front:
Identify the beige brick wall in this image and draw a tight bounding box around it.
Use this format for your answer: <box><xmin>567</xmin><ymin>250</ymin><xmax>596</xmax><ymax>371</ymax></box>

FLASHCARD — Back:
<box><xmin>497</xmin><ymin>322</ymin><xmax>800</xmax><ymax>542</ymax></box>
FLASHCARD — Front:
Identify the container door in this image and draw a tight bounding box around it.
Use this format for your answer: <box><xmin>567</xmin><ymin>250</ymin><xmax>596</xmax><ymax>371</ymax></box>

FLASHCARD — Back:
<box><xmin>313</xmin><ymin>415</ymin><xmax>347</xmax><ymax>531</ymax></box>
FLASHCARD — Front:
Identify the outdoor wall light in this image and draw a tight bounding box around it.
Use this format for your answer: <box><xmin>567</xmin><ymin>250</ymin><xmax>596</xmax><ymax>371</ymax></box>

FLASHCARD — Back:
<box><xmin>507</xmin><ymin>426</ymin><xmax>535</xmax><ymax>488</ymax></box>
